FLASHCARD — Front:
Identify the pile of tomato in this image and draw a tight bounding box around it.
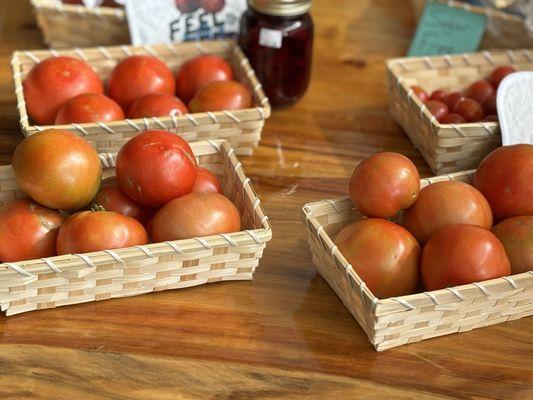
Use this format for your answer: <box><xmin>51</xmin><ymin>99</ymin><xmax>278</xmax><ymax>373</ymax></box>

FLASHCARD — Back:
<box><xmin>0</xmin><ymin>129</ymin><xmax>242</xmax><ymax>262</ymax></box>
<box><xmin>23</xmin><ymin>53</ymin><xmax>252</xmax><ymax>125</ymax></box>
<box><xmin>411</xmin><ymin>65</ymin><xmax>515</xmax><ymax>124</ymax></box>
<box><xmin>337</xmin><ymin>144</ymin><xmax>532</xmax><ymax>299</ymax></box>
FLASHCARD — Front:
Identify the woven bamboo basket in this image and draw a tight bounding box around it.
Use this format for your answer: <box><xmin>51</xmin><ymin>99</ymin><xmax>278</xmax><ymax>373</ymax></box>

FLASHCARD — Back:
<box><xmin>31</xmin><ymin>0</ymin><xmax>129</xmax><ymax>48</ymax></box>
<box><xmin>411</xmin><ymin>0</ymin><xmax>533</xmax><ymax>49</ymax></box>
<box><xmin>387</xmin><ymin>49</ymin><xmax>533</xmax><ymax>175</ymax></box>
<box><xmin>11</xmin><ymin>40</ymin><xmax>271</xmax><ymax>155</ymax></box>
<box><xmin>302</xmin><ymin>170</ymin><xmax>533</xmax><ymax>351</ymax></box>
<box><xmin>0</xmin><ymin>140</ymin><xmax>272</xmax><ymax>316</ymax></box>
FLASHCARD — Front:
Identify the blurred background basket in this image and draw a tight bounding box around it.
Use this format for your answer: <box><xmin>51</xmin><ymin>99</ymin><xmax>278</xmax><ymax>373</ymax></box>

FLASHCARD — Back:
<box><xmin>387</xmin><ymin>49</ymin><xmax>532</xmax><ymax>175</ymax></box>
<box><xmin>0</xmin><ymin>140</ymin><xmax>272</xmax><ymax>316</ymax></box>
<box><xmin>411</xmin><ymin>0</ymin><xmax>533</xmax><ymax>49</ymax></box>
<box><xmin>31</xmin><ymin>0</ymin><xmax>129</xmax><ymax>48</ymax></box>
<box><xmin>12</xmin><ymin>40</ymin><xmax>271</xmax><ymax>155</ymax></box>
<box><xmin>302</xmin><ymin>170</ymin><xmax>533</xmax><ymax>351</ymax></box>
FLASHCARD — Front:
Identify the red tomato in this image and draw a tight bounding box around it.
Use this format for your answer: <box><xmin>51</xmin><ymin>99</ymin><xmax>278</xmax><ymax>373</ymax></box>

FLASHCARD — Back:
<box><xmin>108</xmin><ymin>55</ymin><xmax>175</xmax><ymax>112</ymax></box>
<box><xmin>425</xmin><ymin>100</ymin><xmax>449</xmax><ymax>122</ymax></box>
<box><xmin>401</xmin><ymin>181</ymin><xmax>493</xmax><ymax>244</ymax></box>
<box><xmin>421</xmin><ymin>224</ymin><xmax>511</xmax><ymax>291</ymax></box>
<box><xmin>443</xmin><ymin>92</ymin><xmax>465</xmax><ymax>110</ymax></box>
<box><xmin>473</xmin><ymin>144</ymin><xmax>533</xmax><ymax>221</ymax></box>
<box><xmin>176</xmin><ymin>0</ymin><xmax>200</xmax><ymax>13</ymax></box>
<box><xmin>127</xmin><ymin>93</ymin><xmax>188</xmax><ymax>118</ymax></box>
<box><xmin>440</xmin><ymin>113</ymin><xmax>466</xmax><ymax>124</ymax></box>
<box><xmin>482</xmin><ymin>94</ymin><xmax>497</xmax><ymax>116</ymax></box>
<box><xmin>492</xmin><ymin>216</ymin><xmax>533</xmax><ymax>274</ymax></box>
<box><xmin>57</xmin><ymin>211</ymin><xmax>148</xmax><ymax>255</ymax></box>
<box><xmin>489</xmin><ymin>66</ymin><xmax>516</xmax><ymax>89</ymax></box>
<box><xmin>429</xmin><ymin>89</ymin><xmax>447</xmax><ymax>102</ymax></box>
<box><xmin>335</xmin><ymin>218</ymin><xmax>420</xmax><ymax>299</ymax></box>
<box><xmin>453</xmin><ymin>98</ymin><xmax>483</xmax><ymax>122</ymax></box>
<box><xmin>0</xmin><ymin>198</ymin><xmax>64</xmax><ymax>262</ymax></box>
<box><xmin>483</xmin><ymin>114</ymin><xmax>499</xmax><ymax>122</ymax></box>
<box><xmin>92</xmin><ymin>177</ymin><xmax>156</xmax><ymax>226</ymax></box>
<box><xmin>54</xmin><ymin>93</ymin><xmax>124</xmax><ymax>124</ymax></box>
<box><xmin>12</xmin><ymin>129</ymin><xmax>102</xmax><ymax>210</ymax></box>
<box><xmin>200</xmin><ymin>0</ymin><xmax>225</xmax><ymax>12</ymax></box>
<box><xmin>116</xmin><ymin>130</ymin><xmax>197</xmax><ymax>207</ymax></box>
<box><xmin>151</xmin><ymin>192</ymin><xmax>241</xmax><ymax>241</ymax></box>
<box><xmin>467</xmin><ymin>80</ymin><xmax>494</xmax><ymax>104</ymax></box>
<box><xmin>176</xmin><ymin>55</ymin><xmax>233</xmax><ymax>103</ymax></box>
<box><xmin>23</xmin><ymin>56</ymin><xmax>104</xmax><ymax>125</ymax></box>
<box><xmin>192</xmin><ymin>167</ymin><xmax>222</xmax><ymax>194</ymax></box>
<box><xmin>411</xmin><ymin>86</ymin><xmax>428</xmax><ymax>102</ymax></box>
<box><xmin>349</xmin><ymin>152</ymin><xmax>420</xmax><ymax>218</ymax></box>
<box><xmin>188</xmin><ymin>81</ymin><xmax>253</xmax><ymax>112</ymax></box>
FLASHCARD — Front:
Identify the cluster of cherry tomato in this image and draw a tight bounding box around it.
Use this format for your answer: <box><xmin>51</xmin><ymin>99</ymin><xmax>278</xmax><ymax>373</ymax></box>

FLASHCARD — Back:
<box><xmin>336</xmin><ymin>144</ymin><xmax>532</xmax><ymax>299</ymax></box>
<box><xmin>23</xmin><ymin>53</ymin><xmax>252</xmax><ymax>126</ymax></box>
<box><xmin>0</xmin><ymin>129</ymin><xmax>242</xmax><ymax>263</ymax></box>
<box><xmin>411</xmin><ymin>65</ymin><xmax>516</xmax><ymax>124</ymax></box>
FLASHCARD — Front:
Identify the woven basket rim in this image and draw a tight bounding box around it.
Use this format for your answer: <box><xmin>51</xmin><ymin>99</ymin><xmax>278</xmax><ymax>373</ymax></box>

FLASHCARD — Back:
<box><xmin>0</xmin><ymin>139</ymin><xmax>272</xmax><ymax>280</ymax></box>
<box><xmin>31</xmin><ymin>0</ymin><xmax>126</xmax><ymax>18</ymax></box>
<box><xmin>424</xmin><ymin>0</ymin><xmax>524</xmax><ymax>23</ymax></box>
<box><xmin>302</xmin><ymin>169</ymin><xmax>533</xmax><ymax>317</ymax></box>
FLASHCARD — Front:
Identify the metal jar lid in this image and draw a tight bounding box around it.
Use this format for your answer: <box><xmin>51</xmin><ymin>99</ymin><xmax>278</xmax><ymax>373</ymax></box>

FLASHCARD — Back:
<box><xmin>248</xmin><ymin>0</ymin><xmax>312</xmax><ymax>17</ymax></box>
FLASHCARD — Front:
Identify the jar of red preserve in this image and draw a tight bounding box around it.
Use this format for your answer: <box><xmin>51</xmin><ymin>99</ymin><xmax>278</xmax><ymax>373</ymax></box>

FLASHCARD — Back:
<box><xmin>238</xmin><ymin>0</ymin><xmax>313</xmax><ymax>107</ymax></box>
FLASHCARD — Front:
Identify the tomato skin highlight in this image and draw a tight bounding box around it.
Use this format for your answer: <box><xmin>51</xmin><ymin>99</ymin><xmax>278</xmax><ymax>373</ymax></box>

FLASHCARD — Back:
<box><xmin>421</xmin><ymin>224</ymin><xmax>511</xmax><ymax>291</ymax></box>
<box><xmin>192</xmin><ymin>167</ymin><xmax>223</xmax><ymax>194</ymax></box>
<box><xmin>23</xmin><ymin>56</ymin><xmax>104</xmax><ymax>125</ymax></box>
<box><xmin>425</xmin><ymin>100</ymin><xmax>449</xmax><ymax>122</ymax></box>
<box><xmin>188</xmin><ymin>81</ymin><xmax>253</xmax><ymax>112</ymax></box>
<box><xmin>492</xmin><ymin>216</ymin><xmax>533</xmax><ymax>274</ymax></box>
<box><xmin>54</xmin><ymin>93</ymin><xmax>124</xmax><ymax>124</ymax></box>
<box><xmin>443</xmin><ymin>92</ymin><xmax>465</xmax><ymax>111</ymax></box>
<box><xmin>0</xmin><ymin>198</ymin><xmax>65</xmax><ymax>262</ymax></box>
<box><xmin>335</xmin><ymin>218</ymin><xmax>421</xmax><ymax>299</ymax></box>
<box><xmin>127</xmin><ymin>93</ymin><xmax>188</xmax><ymax>118</ymax></box>
<box><xmin>411</xmin><ymin>86</ymin><xmax>428</xmax><ymax>102</ymax></box>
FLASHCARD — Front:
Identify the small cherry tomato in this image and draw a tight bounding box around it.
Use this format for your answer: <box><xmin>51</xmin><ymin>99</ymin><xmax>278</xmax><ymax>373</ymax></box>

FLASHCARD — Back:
<box><xmin>188</xmin><ymin>81</ymin><xmax>253</xmax><ymax>112</ymax></box>
<box><xmin>175</xmin><ymin>0</ymin><xmax>200</xmax><ymax>13</ymax></box>
<box><xmin>425</xmin><ymin>100</ymin><xmax>449</xmax><ymax>122</ymax></box>
<box><xmin>411</xmin><ymin>86</ymin><xmax>428</xmax><ymax>102</ymax></box>
<box><xmin>429</xmin><ymin>89</ymin><xmax>447</xmax><ymax>102</ymax></box>
<box><xmin>127</xmin><ymin>93</ymin><xmax>189</xmax><ymax>118</ymax></box>
<box><xmin>199</xmin><ymin>0</ymin><xmax>225</xmax><ymax>13</ymax></box>
<box><xmin>192</xmin><ymin>167</ymin><xmax>223</xmax><ymax>194</ymax></box>
<box><xmin>489</xmin><ymin>66</ymin><xmax>516</xmax><ymax>89</ymax></box>
<box><xmin>453</xmin><ymin>98</ymin><xmax>483</xmax><ymax>122</ymax></box>
<box><xmin>467</xmin><ymin>80</ymin><xmax>495</xmax><ymax>104</ymax></box>
<box><xmin>492</xmin><ymin>216</ymin><xmax>533</xmax><ymax>274</ymax></box>
<box><xmin>443</xmin><ymin>92</ymin><xmax>465</xmax><ymax>110</ymax></box>
<box><xmin>54</xmin><ymin>93</ymin><xmax>124</xmax><ymax>124</ymax></box>
<box><xmin>482</xmin><ymin>93</ymin><xmax>497</xmax><ymax>116</ymax></box>
<box><xmin>440</xmin><ymin>113</ymin><xmax>466</xmax><ymax>124</ymax></box>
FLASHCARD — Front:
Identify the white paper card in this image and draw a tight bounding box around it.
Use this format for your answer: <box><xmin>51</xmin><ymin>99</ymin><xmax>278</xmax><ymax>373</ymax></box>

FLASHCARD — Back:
<box><xmin>125</xmin><ymin>0</ymin><xmax>247</xmax><ymax>45</ymax></box>
<box><xmin>497</xmin><ymin>71</ymin><xmax>533</xmax><ymax>146</ymax></box>
<box><xmin>259</xmin><ymin>28</ymin><xmax>283</xmax><ymax>49</ymax></box>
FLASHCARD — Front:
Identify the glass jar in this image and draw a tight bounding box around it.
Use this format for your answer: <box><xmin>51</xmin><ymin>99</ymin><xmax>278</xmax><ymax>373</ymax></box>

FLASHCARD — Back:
<box><xmin>238</xmin><ymin>0</ymin><xmax>313</xmax><ymax>107</ymax></box>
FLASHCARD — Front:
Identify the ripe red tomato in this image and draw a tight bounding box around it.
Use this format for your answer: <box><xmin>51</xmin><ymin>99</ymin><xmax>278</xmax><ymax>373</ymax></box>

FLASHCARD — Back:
<box><xmin>108</xmin><ymin>55</ymin><xmax>175</xmax><ymax>112</ymax></box>
<box><xmin>176</xmin><ymin>0</ymin><xmax>200</xmax><ymax>13</ymax></box>
<box><xmin>429</xmin><ymin>89</ymin><xmax>447</xmax><ymax>102</ymax></box>
<box><xmin>175</xmin><ymin>55</ymin><xmax>234</xmax><ymax>103</ymax></box>
<box><xmin>192</xmin><ymin>167</ymin><xmax>222</xmax><ymax>193</ymax></box>
<box><xmin>116</xmin><ymin>130</ymin><xmax>197</xmax><ymax>207</ymax></box>
<box><xmin>421</xmin><ymin>224</ymin><xmax>511</xmax><ymax>291</ymax></box>
<box><xmin>0</xmin><ymin>198</ymin><xmax>64</xmax><ymax>262</ymax></box>
<box><xmin>200</xmin><ymin>0</ymin><xmax>225</xmax><ymax>13</ymax></box>
<box><xmin>12</xmin><ymin>129</ymin><xmax>102</xmax><ymax>210</ymax></box>
<box><xmin>57</xmin><ymin>211</ymin><xmax>148</xmax><ymax>255</ymax></box>
<box><xmin>401</xmin><ymin>181</ymin><xmax>493</xmax><ymax>244</ymax></box>
<box><xmin>492</xmin><ymin>216</ymin><xmax>533</xmax><ymax>274</ymax></box>
<box><xmin>440</xmin><ymin>113</ymin><xmax>466</xmax><ymax>124</ymax></box>
<box><xmin>482</xmin><ymin>94</ymin><xmax>497</xmax><ymax>116</ymax></box>
<box><xmin>127</xmin><ymin>93</ymin><xmax>188</xmax><ymax>118</ymax></box>
<box><xmin>473</xmin><ymin>144</ymin><xmax>533</xmax><ymax>221</ymax></box>
<box><xmin>467</xmin><ymin>80</ymin><xmax>494</xmax><ymax>104</ymax></box>
<box><xmin>54</xmin><ymin>93</ymin><xmax>124</xmax><ymax>124</ymax></box>
<box><xmin>411</xmin><ymin>86</ymin><xmax>428</xmax><ymax>102</ymax></box>
<box><xmin>92</xmin><ymin>177</ymin><xmax>155</xmax><ymax>226</ymax></box>
<box><xmin>23</xmin><ymin>56</ymin><xmax>104</xmax><ymax>125</ymax></box>
<box><xmin>443</xmin><ymin>92</ymin><xmax>465</xmax><ymax>110</ymax></box>
<box><xmin>151</xmin><ymin>192</ymin><xmax>241</xmax><ymax>241</ymax></box>
<box><xmin>335</xmin><ymin>218</ymin><xmax>420</xmax><ymax>299</ymax></box>
<box><xmin>453</xmin><ymin>98</ymin><xmax>483</xmax><ymax>122</ymax></box>
<box><xmin>188</xmin><ymin>81</ymin><xmax>253</xmax><ymax>112</ymax></box>
<box><xmin>489</xmin><ymin>66</ymin><xmax>516</xmax><ymax>89</ymax></box>
<box><xmin>349</xmin><ymin>152</ymin><xmax>420</xmax><ymax>218</ymax></box>
<box><xmin>425</xmin><ymin>100</ymin><xmax>449</xmax><ymax>122</ymax></box>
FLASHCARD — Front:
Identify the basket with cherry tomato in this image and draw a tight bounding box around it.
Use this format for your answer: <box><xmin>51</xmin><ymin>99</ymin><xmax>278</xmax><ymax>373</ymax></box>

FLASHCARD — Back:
<box><xmin>0</xmin><ymin>131</ymin><xmax>271</xmax><ymax>316</ymax></box>
<box><xmin>303</xmin><ymin>144</ymin><xmax>533</xmax><ymax>351</ymax></box>
<box><xmin>12</xmin><ymin>39</ymin><xmax>270</xmax><ymax>155</ymax></box>
<box><xmin>387</xmin><ymin>49</ymin><xmax>531</xmax><ymax>175</ymax></box>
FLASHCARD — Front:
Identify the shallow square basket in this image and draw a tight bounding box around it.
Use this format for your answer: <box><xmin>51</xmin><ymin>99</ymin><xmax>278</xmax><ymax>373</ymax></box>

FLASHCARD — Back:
<box><xmin>387</xmin><ymin>49</ymin><xmax>533</xmax><ymax>175</ymax></box>
<box><xmin>31</xmin><ymin>0</ymin><xmax>129</xmax><ymax>48</ymax></box>
<box><xmin>302</xmin><ymin>171</ymin><xmax>533</xmax><ymax>351</ymax></box>
<box><xmin>0</xmin><ymin>140</ymin><xmax>272</xmax><ymax>316</ymax></box>
<box><xmin>11</xmin><ymin>40</ymin><xmax>271</xmax><ymax>155</ymax></box>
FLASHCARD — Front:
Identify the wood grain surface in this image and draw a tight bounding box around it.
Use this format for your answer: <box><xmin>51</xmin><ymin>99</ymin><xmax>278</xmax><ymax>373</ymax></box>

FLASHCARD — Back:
<box><xmin>0</xmin><ymin>1</ymin><xmax>531</xmax><ymax>399</ymax></box>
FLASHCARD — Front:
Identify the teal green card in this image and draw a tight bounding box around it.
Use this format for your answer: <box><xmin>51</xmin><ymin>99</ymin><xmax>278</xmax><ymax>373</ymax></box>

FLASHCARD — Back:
<box><xmin>408</xmin><ymin>1</ymin><xmax>487</xmax><ymax>56</ymax></box>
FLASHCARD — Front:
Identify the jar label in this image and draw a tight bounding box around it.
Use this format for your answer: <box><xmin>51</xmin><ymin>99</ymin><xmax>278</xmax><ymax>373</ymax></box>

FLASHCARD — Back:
<box><xmin>259</xmin><ymin>28</ymin><xmax>283</xmax><ymax>49</ymax></box>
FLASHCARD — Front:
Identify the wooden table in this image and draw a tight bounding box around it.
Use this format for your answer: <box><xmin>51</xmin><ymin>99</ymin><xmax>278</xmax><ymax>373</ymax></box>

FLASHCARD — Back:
<box><xmin>0</xmin><ymin>1</ymin><xmax>531</xmax><ymax>399</ymax></box>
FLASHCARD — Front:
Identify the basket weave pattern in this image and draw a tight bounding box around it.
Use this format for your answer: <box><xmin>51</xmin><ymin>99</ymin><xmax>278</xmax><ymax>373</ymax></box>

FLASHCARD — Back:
<box><xmin>0</xmin><ymin>140</ymin><xmax>272</xmax><ymax>316</ymax></box>
<box><xmin>302</xmin><ymin>171</ymin><xmax>533</xmax><ymax>351</ymax></box>
<box><xmin>11</xmin><ymin>40</ymin><xmax>271</xmax><ymax>155</ymax></box>
<box><xmin>387</xmin><ymin>49</ymin><xmax>533</xmax><ymax>174</ymax></box>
